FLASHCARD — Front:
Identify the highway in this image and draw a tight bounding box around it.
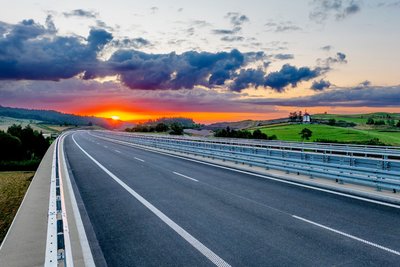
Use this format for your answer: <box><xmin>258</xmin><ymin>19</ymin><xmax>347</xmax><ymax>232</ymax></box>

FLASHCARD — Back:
<box><xmin>63</xmin><ymin>131</ymin><xmax>400</xmax><ymax>266</ymax></box>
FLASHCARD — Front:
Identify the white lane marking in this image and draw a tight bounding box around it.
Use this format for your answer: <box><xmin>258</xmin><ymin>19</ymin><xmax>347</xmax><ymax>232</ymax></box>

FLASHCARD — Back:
<box><xmin>134</xmin><ymin>157</ymin><xmax>145</xmax><ymax>162</ymax></box>
<box><xmin>104</xmin><ymin>145</ymin><xmax>108</xmax><ymax>148</ymax></box>
<box><xmin>72</xmin><ymin>134</ymin><xmax>230</xmax><ymax>267</ymax></box>
<box><xmin>173</xmin><ymin>172</ymin><xmax>199</xmax><ymax>182</ymax></box>
<box><xmin>114</xmin><ymin>149</ymin><xmax>121</xmax><ymax>153</ymax></box>
<box><xmin>60</xmin><ymin>134</ymin><xmax>96</xmax><ymax>266</ymax></box>
<box><xmin>292</xmin><ymin>215</ymin><xmax>400</xmax><ymax>256</ymax></box>
<box><xmin>87</xmin><ymin>133</ymin><xmax>400</xmax><ymax>209</ymax></box>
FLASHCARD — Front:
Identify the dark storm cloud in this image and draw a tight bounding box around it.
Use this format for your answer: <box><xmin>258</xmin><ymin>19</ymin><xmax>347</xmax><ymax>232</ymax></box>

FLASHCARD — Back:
<box><xmin>0</xmin><ymin>19</ymin><xmax>326</xmax><ymax>92</ymax></box>
<box><xmin>212</xmin><ymin>12</ymin><xmax>248</xmax><ymax>37</ymax></box>
<box><xmin>264</xmin><ymin>21</ymin><xmax>302</xmax><ymax>32</ymax></box>
<box><xmin>248</xmin><ymin>86</ymin><xmax>400</xmax><ymax>107</ymax></box>
<box><xmin>112</xmin><ymin>37</ymin><xmax>151</xmax><ymax>49</ymax></box>
<box><xmin>63</xmin><ymin>9</ymin><xmax>98</xmax><ymax>18</ymax></box>
<box><xmin>212</xmin><ymin>28</ymin><xmax>239</xmax><ymax>35</ymax></box>
<box><xmin>321</xmin><ymin>45</ymin><xmax>333</xmax><ymax>51</ymax></box>
<box><xmin>311</xmin><ymin>79</ymin><xmax>331</xmax><ymax>90</ymax></box>
<box><xmin>220</xmin><ymin>36</ymin><xmax>244</xmax><ymax>42</ymax></box>
<box><xmin>103</xmin><ymin>49</ymin><xmax>251</xmax><ymax>90</ymax></box>
<box><xmin>230</xmin><ymin>69</ymin><xmax>266</xmax><ymax>91</ymax></box>
<box><xmin>0</xmin><ymin>19</ymin><xmax>112</xmax><ymax>80</ymax></box>
<box><xmin>264</xmin><ymin>64</ymin><xmax>321</xmax><ymax>92</ymax></box>
<box><xmin>317</xmin><ymin>52</ymin><xmax>347</xmax><ymax>71</ymax></box>
<box><xmin>45</xmin><ymin>15</ymin><xmax>57</xmax><ymax>33</ymax></box>
<box><xmin>150</xmin><ymin>7</ymin><xmax>159</xmax><ymax>14</ymax></box>
<box><xmin>310</xmin><ymin>0</ymin><xmax>361</xmax><ymax>23</ymax></box>
<box><xmin>359</xmin><ymin>80</ymin><xmax>371</xmax><ymax>87</ymax></box>
<box><xmin>226</xmin><ymin>12</ymin><xmax>249</xmax><ymax>27</ymax></box>
<box><xmin>274</xmin><ymin>53</ymin><xmax>294</xmax><ymax>60</ymax></box>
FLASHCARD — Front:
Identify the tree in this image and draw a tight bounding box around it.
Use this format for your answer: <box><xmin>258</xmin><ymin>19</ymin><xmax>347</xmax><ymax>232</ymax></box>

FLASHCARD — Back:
<box><xmin>155</xmin><ymin>123</ymin><xmax>169</xmax><ymax>132</ymax></box>
<box><xmin>0</xmin><ymin>131</ymin><xmax>22</xmax><ymax>161</ymax></box>
<box><xmin>299</xmin><ymin>128</ymin><xmax>312</xmax><ymax>141</ymax></box>
<box><xmin>366</xmin><ymin>118</ymin><xmax>374</xmax><ymax>125</ymax></box>
<box><xmin>397</xmin><ymin>121</ymin><xmax>400</xmax><ymax>128</ymax></box>
<box><xmin>252</xmin><ymin>129</ymin><xmax>268</xmax><ymax>139</ymax></box>
<box><xmin>170</xmin><ymin>122</ymin><xmax>184</xmax><ymax>135</ymax></box>
<box><xmin>387</xmin><ymin>119</ymin><xmax>395</xmax><ymax>126</ymax></box>
<box><xmin>328</xmin><ymin>118</ymin><xmax>336</xmax><ymax>126</ymax></box>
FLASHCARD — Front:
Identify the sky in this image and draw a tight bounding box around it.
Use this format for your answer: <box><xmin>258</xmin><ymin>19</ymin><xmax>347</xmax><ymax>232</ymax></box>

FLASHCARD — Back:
<box><xmin>0</xmin><ymin>0</ymin><xmax>399</xmax><ymax>123</ymax></box>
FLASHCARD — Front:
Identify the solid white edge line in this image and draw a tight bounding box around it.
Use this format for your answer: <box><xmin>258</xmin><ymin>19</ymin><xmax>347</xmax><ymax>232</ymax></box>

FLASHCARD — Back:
<box><xmin>173</xmin><ymin>171</ymin><xmax>199</xmax><ymax>182</ymax></box>
<box><xmin>88</xmin><ymin>132</ymin><xmax>400</xmax><ymax>209</ymax></box>
<box><xmin>134</xmin><ymin>157</ymin><xmax>145</xmax><ymax>162</ymax></box>
<box><xmin>44</xmin><ymin>137</ymin><xmax>58</xmax><ymax>266</ymax></box>
<box><xmin>292</xmin><ymin>215</ymin><xmax>400</xmax><ymax>256</ymax></box>
<box><xmin>72</xmin><ymin>133</ymin><xmax>231</xmax><ymax>267</ymax></box>
<box><xmin>61</xmin><ymin>133</ymin><xmax>96</xmax><ymax>267</ymax></box>
<box><xmin>57</xmin><ymin>134</ymin><xmax>74</xmax><ymax>267</ymax></box>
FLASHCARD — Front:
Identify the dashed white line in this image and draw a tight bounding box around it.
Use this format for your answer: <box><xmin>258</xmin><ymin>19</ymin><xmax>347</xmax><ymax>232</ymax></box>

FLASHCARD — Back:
<box><xmin>173</xmin><ymin>172</ymin><xmax>199</xmax><ymax>182</ymax></box>
<box><xmin>114</xmin><ymin>150</ymin><xmax>121</xmax><ymax>153</ymax></box>
<box><xmin>104</xmin><ymin>145</ymin><xmax>108</xmax><ymax>148</ymax></box>
<box><xmin>292</xmin><ymin>215</ymin><xmax>400</xmax><ymax>256</ymax></box>
<box><xmin>72</xmin><ymin>134</ymin><xmax>231</xmax><ymax>267</ymax></box>
<box><xmin>134</xmin><ymin>157</ymin><xmax>145</xmax><ymax>162</ymax></box>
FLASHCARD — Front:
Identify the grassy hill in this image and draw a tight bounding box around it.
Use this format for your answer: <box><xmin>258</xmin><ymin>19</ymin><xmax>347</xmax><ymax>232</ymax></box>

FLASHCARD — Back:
<box><xmin>312</xmin><ymin>112</ymin><xmax>400</xmax><ymax>125</ymax></box>
<box><xmin>253</xmin><ymin>124</ymin><xmax>400</xmax><ymax>145</ymax></box>
<box><xmin>247</xmin><ymin>113</ymin><xmax>400</xmax><ymax>146</ymax></box>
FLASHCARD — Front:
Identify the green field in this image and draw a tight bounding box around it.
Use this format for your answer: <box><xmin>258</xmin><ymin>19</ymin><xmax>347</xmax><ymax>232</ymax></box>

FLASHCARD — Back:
<box><xmin>254</xmin><ymin>124</ymin><xmax>400</xmax><ymax>145</ymax></box>
<box><xmin>0</xmin><ymin>171</ymin><xmax>34</xmax><ymax>244</ymax></box>
<box><xmin>312</xmin><ymin>112</ymin><xmax>400</xmax><ymax>125</ymax></box>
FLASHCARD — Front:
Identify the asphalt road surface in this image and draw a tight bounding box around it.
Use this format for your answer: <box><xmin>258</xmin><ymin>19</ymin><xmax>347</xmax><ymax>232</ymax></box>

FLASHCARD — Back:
<box><xmin>63</xmin><ymin>131</ymin><xmax>400</xmax><ymax>266</ymax></box>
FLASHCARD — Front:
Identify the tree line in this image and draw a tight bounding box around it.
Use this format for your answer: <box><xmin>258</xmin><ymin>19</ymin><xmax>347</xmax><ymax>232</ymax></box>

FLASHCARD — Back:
<box><xmin>126</xmin><ymin>122</ymin><xmax>185</xmax><ymax>135</ymax></box>
<box><xmin>366</xmin><ymin>117</ymin><xmax>400</xmax><ymax>127</ymax></box>
<box><xmin>214</xmin><ymin>127</ymin><xmax>277</xmax><ymax>140</ymax></box>
<box><xmin>0</xmin><ymin>125</ymin><xmax>50</xmax><ymax>170</ymax></box>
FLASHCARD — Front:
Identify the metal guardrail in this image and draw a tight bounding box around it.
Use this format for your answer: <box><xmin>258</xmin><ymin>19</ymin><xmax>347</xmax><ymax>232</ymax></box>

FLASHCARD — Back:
<box><xmin>93</xmin><ymin>131</ymin><xmax>400</xmax><ymax>192</ymax></box>
<box><xmin>106</xmin><ymin>131</ymin><xmax>400</xmax><ymax>158</ymax></box>
<box><xmin>45</xmin><ymin>135</ymin><xmax>73</xmax><ymax>266</ymax></box>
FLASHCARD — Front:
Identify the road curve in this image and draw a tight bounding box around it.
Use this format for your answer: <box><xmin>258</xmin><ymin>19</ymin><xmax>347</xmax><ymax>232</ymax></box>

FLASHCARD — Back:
<box><xmin>63</xmin><ymin>131</ymin><xmax>400</xmax><ymax>266</ymax></box>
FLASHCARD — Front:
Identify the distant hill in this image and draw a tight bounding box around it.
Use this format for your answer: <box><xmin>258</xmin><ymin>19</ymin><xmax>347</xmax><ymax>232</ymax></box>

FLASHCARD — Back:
<box><xmin>0</xmin><ymin>105</ymin><xmax>114</xmax><ymax>128</ymax></box>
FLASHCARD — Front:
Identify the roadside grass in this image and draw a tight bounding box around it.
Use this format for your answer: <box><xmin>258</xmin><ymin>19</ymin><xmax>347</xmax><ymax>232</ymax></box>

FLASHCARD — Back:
<box><xmin>255</xmin><ymin>124</ymin><xmax>400</xmax><ymax>145</ymax></box>
<box><xmin>0</xmin><ymin>171</ymin><xmax>34</xmax><ymax>245</ymax></box>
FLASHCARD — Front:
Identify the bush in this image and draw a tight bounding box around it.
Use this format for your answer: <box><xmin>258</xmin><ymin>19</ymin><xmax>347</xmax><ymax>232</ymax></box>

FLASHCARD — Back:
<box><xmin>366</xmin><ymin>118</ymin><xmax>375</xmax><ymax>125</ymax></box>
<box><xmin>299</xmin><ymin>128</ymin><xmax>312</xmax><ymax>140</ymax></box>
<box><xmin>328</xmin><ymin>119</ymin><xmax>336</xmax><ymax>126</ymax></box>
<box><xmin>170</xmin><ymin>123</ymin><xmax>184</xmax><ymax>135</ymax></box>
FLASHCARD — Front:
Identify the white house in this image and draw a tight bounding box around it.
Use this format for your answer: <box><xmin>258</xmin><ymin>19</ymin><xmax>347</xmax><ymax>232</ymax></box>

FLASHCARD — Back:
<box><xmin>303</xmin><ymin>112</ymin><xmax>311</xmax><ymax>123</ymax></box>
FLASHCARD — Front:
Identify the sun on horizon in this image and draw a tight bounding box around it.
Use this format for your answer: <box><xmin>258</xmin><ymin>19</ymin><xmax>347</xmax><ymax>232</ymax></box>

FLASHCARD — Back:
<box><xmin>111</xmin><ymin>115</ymin><xmax>120</xmax><ymax>121</ymax></box>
